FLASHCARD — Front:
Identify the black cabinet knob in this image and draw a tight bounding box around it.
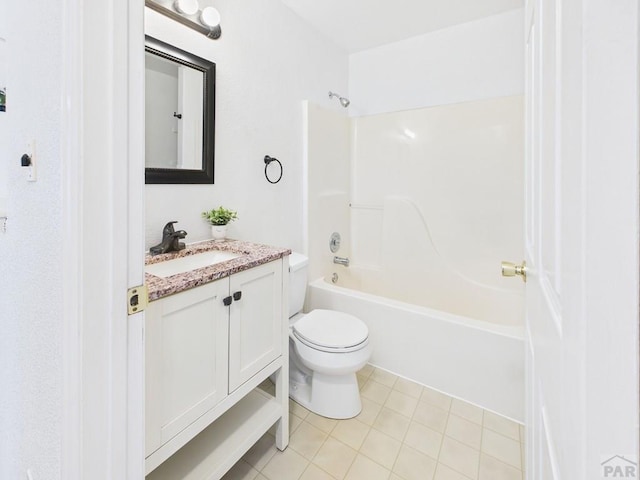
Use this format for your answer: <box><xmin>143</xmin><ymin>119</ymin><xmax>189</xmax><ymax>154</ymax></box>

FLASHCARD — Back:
<box><xmin>233</xmin><ymin>291</ymin><xmax>242</xmax><ymax>301</ymax></box>
<box><xmin>223</xmin><ymin>296</ymin><xmax>232</xmax><ymax>306</ymax></box>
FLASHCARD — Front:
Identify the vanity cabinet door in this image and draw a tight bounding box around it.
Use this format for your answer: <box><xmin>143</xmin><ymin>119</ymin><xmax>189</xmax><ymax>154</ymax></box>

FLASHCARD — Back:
<box><xmin>228</xmin><ymin>260</ymin><xmax>283</xmax><ymax>392</ymax></box>
<box><xmin>145</xmin><ymin>278</ymin><xmax>230</xmax><ymax>457</ymax></box>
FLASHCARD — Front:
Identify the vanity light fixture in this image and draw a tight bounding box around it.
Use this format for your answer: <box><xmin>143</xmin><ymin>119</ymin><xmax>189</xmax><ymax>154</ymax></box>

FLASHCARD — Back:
<box><xmin>174</xmin><ymin>0</ymin><xmax>198</xmax><ymax>16</ymax></box>
<box><xmin>146</xmin><ymin>0</ymin><xmax>222</xmax><ymax>40</ymax></box>
<box><xmin>200</xmin><ymin>7</ymin><xmax>221</xmax><ymax>28</ymax></box>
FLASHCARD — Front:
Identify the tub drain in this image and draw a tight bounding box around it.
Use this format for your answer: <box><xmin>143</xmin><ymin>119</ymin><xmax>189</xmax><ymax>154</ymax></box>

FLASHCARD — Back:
<box><xmin>331</xmin><ymin>273</ymin><xmax>338</xmax><ymax>284</ymax></box>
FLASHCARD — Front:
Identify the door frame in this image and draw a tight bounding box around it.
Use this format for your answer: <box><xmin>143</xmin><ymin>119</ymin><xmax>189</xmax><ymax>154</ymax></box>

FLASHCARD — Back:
<box><xmin>61</xmin><ymin>0</ymin><xmax>146</xmax><ymax>478</ymax></box>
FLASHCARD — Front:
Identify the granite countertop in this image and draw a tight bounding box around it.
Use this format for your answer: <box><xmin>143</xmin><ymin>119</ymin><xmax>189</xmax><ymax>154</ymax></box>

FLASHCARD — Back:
<box><xmin>145</xmin><ymin>239</ymin><xmax>291</xmax><ymax>301</ymax></box>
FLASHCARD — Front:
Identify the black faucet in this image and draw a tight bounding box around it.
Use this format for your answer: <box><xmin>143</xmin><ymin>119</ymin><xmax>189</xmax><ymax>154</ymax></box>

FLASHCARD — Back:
<box><xmin>149</xmin><ymin>221</ymin><xmax>187</xmax><ymax>255</ymax></box>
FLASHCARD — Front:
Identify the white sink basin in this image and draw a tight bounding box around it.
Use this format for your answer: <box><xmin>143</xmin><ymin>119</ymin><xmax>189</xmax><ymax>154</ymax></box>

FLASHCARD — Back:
<box><xmin>145</xmin><ymin>250</ymin><xmax>241</xmax><ymax>278</ymax></box>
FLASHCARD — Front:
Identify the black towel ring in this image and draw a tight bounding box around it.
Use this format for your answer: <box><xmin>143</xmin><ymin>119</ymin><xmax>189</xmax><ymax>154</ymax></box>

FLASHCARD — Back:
<box><xmin>264</xmin><ymin>155</ymin><xmax>283</xmax><ymax>184</ymax></box>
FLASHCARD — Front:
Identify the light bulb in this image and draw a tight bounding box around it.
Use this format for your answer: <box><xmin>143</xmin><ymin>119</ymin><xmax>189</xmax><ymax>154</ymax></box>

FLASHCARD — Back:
<box><xmin>200</xmin><ymin>7</ymin><xmax>221</xmax><ymax>28</ymax></box>
<box><xmin>174</xmin><ymin>0</ymin><xmax>199</xmax><ymax>16</ymax></box>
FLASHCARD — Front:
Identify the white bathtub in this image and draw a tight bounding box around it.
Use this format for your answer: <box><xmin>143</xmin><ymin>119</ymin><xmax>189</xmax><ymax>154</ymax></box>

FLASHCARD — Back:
<box><xmin>307</xmin><ymin>276</ymin><xmax>524</xmax><ymax>422</ymax></box>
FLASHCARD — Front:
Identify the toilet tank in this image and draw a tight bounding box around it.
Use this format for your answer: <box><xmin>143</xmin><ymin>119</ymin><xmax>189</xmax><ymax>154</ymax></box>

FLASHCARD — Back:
<box><xmin>288</xmin><ymin>252</ymin><xmax>309</xmax><ymax>318</ymax></box>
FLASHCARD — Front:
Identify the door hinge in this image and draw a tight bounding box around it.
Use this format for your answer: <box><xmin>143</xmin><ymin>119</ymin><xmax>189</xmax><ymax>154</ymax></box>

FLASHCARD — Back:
<box><xmin>128</xmin><ymin>284</ymin><xmax>149</xmax><ymax>315</ymax></box>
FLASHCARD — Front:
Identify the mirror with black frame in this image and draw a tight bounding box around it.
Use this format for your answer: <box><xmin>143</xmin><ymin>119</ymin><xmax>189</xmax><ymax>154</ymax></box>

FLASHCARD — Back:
<box><xmin>145</xmin><ymin>35</ymin><xmax>215</xmax><ymax>184</ymax></box>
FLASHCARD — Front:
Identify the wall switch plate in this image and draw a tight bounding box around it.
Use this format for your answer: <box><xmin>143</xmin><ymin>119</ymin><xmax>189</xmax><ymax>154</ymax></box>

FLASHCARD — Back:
<box><xmin>26</xmin><ymin>140</ymin><xmax>36</xmax><ymax>182</ymax></box>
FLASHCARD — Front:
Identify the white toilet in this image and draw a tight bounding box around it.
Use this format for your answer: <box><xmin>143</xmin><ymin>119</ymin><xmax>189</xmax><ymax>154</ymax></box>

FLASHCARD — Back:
<box><xmin>288</xmin><ymin>253</ymin><xmax>372</xmax><ymax>419</ymax></box>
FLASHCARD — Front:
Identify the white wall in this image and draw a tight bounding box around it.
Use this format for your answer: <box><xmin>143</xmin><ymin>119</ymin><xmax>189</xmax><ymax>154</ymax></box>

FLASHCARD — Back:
<box><xmin>0</xmin><ymin>1</ymin><xmax>63</xmax><ymax>479</ymax></box>
<box><xmin>145</xmin><ymin>0</ymin><xmax>349</xmax><ymax>251</ymax></box>
<box><xmin>348</xmin><ymin>8</ymin><xmax>524</xmax><ymax>116</ymax></box>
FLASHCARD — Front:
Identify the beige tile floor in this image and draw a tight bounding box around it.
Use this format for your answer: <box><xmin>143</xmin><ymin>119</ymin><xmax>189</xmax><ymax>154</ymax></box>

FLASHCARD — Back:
<box><xmin>223</xmin><ymin>365</ymin><xmax>525</xmax><ymax>480</ymax></box>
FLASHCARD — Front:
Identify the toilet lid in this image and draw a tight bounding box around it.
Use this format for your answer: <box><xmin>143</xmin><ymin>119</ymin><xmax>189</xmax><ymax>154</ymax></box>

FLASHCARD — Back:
<box><xmin>292</xmin><ymin>309</ymin><xmax>368</xmax><ymax>350</ymax></box>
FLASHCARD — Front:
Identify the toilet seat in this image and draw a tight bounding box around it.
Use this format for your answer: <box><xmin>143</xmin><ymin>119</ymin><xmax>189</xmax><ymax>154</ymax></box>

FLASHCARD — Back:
<box><xmin>292</xmin><ymin>309</ymin><xmax>369</xmax><ymax>353</ymax></box>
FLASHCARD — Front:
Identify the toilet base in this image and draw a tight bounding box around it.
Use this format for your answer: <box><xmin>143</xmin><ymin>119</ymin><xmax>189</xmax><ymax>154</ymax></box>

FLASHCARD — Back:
<box><xmin>289</xmin><ymin>370</ymin><xmax>362</xmax><ymax>419</ymax></box>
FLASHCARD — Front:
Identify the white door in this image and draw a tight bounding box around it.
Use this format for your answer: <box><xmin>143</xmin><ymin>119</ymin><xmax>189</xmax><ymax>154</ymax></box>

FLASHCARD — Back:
<box><xmin>522</xmin><ymin>1</ymin><xmax>639</xmax><ymax>479</ymax></box>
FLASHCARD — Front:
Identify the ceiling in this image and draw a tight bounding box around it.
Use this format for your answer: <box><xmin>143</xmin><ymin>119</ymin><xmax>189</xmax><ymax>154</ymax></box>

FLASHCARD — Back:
<box><xmin>280</xmin><ymin>0</ymin><xmax>523</xmax><ymax>53</ymax></box>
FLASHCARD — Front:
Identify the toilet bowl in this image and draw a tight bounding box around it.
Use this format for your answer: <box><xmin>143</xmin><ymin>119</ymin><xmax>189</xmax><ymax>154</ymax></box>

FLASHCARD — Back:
<box><xmin>287</xmin><ymin>254</ymin><xmax>372</xmax><ymax>419</ymax></box>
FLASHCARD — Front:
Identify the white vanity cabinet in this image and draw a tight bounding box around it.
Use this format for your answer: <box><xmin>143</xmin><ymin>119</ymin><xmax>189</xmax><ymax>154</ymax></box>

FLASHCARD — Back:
<box><xmin>145</xmin><ymin>258</ymin><xmax>289</xmax><ymax>479</ymax></box>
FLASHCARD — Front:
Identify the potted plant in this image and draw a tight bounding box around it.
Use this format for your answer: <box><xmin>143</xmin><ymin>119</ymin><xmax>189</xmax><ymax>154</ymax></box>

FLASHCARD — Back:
<box><xmin>202</xmin><ymin>206</ymin><xmax>238</xmax><ymax>242</ymax></box>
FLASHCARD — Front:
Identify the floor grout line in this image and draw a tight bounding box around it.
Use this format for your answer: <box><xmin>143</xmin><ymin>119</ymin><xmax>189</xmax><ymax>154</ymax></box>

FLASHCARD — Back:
<box><xmin>476</xmin><ymin>422</ymin><xmax>485</xmax><ymax>480</ymax></box>
<box><xmin>435</xmin><ymin>405</ymin><xmax>451</xmax><ymax>466</ymax></box>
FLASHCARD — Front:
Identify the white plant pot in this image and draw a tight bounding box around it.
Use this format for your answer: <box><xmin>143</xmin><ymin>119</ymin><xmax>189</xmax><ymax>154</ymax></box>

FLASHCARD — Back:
<box><xmin>211</xmin><ymin>224</ymin><xmax>228</xmax><ymax>242</ymax></box>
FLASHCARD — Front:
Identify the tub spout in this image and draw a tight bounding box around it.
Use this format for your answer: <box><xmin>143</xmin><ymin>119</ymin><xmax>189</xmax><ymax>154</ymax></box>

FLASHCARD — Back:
<box><xmin>333</xmin><ymin>256</ymin><xmax>350</xmax><ymax>267</ymax></box>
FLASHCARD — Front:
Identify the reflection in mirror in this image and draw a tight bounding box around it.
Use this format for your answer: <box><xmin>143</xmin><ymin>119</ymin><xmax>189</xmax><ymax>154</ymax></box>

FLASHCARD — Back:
<box><xmin>145</xmin><ymin>53</ymin><xmax>203</xmax><ymax>169</ymax></box>
<box><xmin>145</xmin><ymin>36</ymin><xmax>215</xmax><ymax>184</ymax></box>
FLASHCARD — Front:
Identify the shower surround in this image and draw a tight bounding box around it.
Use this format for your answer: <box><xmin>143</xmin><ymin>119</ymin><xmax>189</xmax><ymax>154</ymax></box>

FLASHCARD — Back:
<box><xmin>349</xmin><ymin>95</ymin><xmax>524</xmax><ymax>325</ymax></box>
<box><xmin>304</xmin><ymin>95</ymin><xmax>525</xmax><ymax>420</ymax></box>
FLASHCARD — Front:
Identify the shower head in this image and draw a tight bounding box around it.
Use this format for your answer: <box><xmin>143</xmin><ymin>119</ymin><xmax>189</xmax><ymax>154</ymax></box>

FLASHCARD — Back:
<box><xmin>329</xmin><ymin>91</ymin><xmax>350</xmax><ymax>108</ymax></box>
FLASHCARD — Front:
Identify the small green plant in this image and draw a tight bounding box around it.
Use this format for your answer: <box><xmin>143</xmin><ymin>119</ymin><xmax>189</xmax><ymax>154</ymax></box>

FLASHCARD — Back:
<box><xmin>202</xmin><ymin>206</ymin><xmax>238</xmax><ymax>226</ymax></box>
